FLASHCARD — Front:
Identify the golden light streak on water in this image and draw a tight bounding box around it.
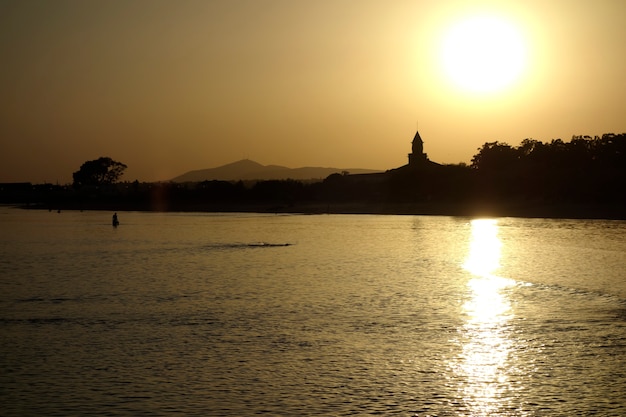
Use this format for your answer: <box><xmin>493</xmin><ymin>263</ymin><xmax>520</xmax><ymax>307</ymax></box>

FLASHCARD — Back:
<box><xmin>463</xmin><ymin>219</ymin><xmax>502</xmax><ymax>278</ymax></box>
<box><xmin>456</xmin><ymin>219</ymin><xmax>517</xmax><ymax>415</ymax></box>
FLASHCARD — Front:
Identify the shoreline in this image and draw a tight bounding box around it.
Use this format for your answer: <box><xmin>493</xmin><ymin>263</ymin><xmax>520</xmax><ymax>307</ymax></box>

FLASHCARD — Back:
<box><xmin>16</xmin><ymin>201</ymin><xmax>626</xmax><ymax>220</ymax></box>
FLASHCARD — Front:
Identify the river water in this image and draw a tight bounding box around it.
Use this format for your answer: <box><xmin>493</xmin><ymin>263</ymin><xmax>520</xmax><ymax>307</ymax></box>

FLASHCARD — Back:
<box><xmin>1</xmin><ymin>208</ymin><xmax>625</xmax><ymax>416</ymax></box>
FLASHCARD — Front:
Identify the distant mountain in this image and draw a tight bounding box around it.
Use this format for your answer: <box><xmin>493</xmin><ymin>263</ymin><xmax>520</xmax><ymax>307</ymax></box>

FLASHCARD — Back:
<box><xmin>170</xmin><ymin>159</ymin><xmax>382</xmax><ymax>182</ymax></box>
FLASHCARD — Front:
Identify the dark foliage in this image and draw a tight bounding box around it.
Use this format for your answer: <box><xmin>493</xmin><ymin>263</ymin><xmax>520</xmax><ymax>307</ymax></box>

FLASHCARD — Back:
<box><xmin>471</xmin><ymin>133</ymin><xmax>626</xmax><ymax>203</ymax></box>
<box><xmin>72</xmin><ymin>157</ymin><xmax>127</xmax><ymax>188</ymax></box>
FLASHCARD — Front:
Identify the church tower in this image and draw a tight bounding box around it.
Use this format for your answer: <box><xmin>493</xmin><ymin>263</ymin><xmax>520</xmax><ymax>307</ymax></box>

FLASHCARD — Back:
<box><xmin>408</xmin><ymin>130</ymin><xmax>428</xmax><ymax>166</ymax></box>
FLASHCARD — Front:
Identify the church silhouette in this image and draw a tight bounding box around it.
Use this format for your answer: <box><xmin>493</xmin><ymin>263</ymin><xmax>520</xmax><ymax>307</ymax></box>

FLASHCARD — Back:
<box><xmin>402</xmin><ymin>130</ymin><xmax>440</xmax><ymax>171</ymax></box>
<box><xmin>408</xmin><ymin>130</ymin><xmax>428</xmax><ymax>166</ymax></box>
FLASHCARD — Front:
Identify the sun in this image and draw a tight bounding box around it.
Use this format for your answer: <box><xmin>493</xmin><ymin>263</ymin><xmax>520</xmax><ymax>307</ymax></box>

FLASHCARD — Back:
<box><xmin>439</xmin><ymin>13</ymin><xmax>527</xmax><ymax>94</ymax></box>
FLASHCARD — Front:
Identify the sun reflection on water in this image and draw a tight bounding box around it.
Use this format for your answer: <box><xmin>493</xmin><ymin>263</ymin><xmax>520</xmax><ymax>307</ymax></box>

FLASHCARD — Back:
<box><xmin>463</xmin><ymin>219</ymin><xmax>502</xmax><ymax>278</ymax></box>
<box><xmin>456</xmin><ymin>219</ymin><xmax>516</xmax><ymax>415</ymax></box>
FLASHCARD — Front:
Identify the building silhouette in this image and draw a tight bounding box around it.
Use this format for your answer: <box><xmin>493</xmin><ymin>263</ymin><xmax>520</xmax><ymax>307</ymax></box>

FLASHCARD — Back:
<box><xmin>408</xmin><ymin>130</ymin><xmax>429</xmax><ymax>166</ymax></box>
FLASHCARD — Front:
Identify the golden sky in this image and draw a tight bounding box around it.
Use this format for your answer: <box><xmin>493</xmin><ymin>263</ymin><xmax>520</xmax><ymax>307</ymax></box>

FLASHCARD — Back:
<box><xmin>1</xmin><ymin>0</ymin><xmax>625</xmax><ymax>183</ymax></box>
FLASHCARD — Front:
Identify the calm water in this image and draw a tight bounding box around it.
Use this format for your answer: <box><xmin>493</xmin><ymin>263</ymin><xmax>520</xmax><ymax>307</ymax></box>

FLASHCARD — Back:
<box><xmin>1</xmin><ymin>207</ymin><xmax>625</xmax><ymax>416</ymax></box>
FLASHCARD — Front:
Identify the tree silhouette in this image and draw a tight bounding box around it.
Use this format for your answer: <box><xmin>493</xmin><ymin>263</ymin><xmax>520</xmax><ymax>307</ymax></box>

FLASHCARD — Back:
<box><xmin>467</xmin><ymin>134</ymin><xmax>626</xmax><ymax>203</ymax></box>
<box><xmin>73</xmin><ymin>157</ymin><xmax>127</xmax><ymax>188</ymax></box>
<box><xmin>470</xmin><ymin>141</ymin><xmax>518</xmax><ymax>171</ymax></box>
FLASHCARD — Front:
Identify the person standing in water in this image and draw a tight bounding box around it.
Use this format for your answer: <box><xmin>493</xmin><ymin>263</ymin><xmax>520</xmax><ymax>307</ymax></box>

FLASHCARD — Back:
<box><xmin>112</xmin><ymin>212</ymin><xmax>119</xmax><ymax>227</ymax></box>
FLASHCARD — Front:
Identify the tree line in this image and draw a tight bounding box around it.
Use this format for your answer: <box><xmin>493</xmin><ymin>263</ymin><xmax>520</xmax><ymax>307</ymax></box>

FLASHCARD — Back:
<box><xmin>469</xmin><ymin>133</ymin><xmax>625</xmax><ymax>203</ymax></box>
<box><xmin>2</xmin><ymin>133</ymin><xmax>624</xmax><ymax>216</ymax></box>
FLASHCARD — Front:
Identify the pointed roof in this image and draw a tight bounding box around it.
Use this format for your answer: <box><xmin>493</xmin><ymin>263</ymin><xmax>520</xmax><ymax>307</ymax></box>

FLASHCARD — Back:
<box><xmin>411</xmin><ymin>130</ymin><xmax>424</xmax><ymax>156</ymax></box>
<box><xmin>412</xmin><ymin>130</ymin><xmax>423</xmax><ymax>144</ymax></box>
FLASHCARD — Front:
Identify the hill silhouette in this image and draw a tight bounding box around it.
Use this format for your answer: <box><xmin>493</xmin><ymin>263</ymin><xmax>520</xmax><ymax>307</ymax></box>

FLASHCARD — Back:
<box><xmin>170</xmin><ymin>159</ymin><xmax>382</xmax><ymax>182</ymax></box>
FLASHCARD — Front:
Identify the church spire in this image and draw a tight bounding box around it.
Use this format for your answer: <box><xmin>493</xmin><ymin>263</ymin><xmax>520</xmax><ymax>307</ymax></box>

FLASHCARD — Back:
<box><xmin>412</xmin><ymin>130</ymin><xmax>423</xmax><ymax>155</ymax></box>
<box><xmin>408</xmin><ymin>130</ymin><xmax>427</xmax><ymax>166</ymax></box>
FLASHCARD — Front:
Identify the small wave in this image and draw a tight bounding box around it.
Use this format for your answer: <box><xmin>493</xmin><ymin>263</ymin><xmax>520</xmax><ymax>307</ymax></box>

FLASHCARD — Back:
<box><xmin>203</xmin><ymin>242</ymin><xmax>294</xmax><ymax>250</ymax></box>
<box><xmin>16</xmin><ymin>295</ymin><xmax>110</xmax><ymax>304</ymax></box>
<box><xmin>0</xmin><ymin>317</ymin><xmax>71</xmax><ymax>326</ymax></box>
<box><xmin>245</xmin><ymin>242</ymin><xmax>293</xmax><ymax>248</ymax></box>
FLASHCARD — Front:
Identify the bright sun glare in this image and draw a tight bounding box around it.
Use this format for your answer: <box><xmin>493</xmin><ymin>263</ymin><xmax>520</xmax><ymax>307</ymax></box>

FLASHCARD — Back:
<box><xmin>463</xmin><ymin>219</ymin><xmax>501</xmax><ymax>277</ymax></box>
<box><xmin>440</xmin><ymin>14</ymin><xmax>527</xmax><ymax>94</ymax></box>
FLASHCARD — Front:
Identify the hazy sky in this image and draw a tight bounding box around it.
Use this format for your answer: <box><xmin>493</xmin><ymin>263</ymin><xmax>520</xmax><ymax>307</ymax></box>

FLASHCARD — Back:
<box><xmin>1</xmin><ymin>0</ymin><xmax>625</xmax><ymax>183</ymax></box>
